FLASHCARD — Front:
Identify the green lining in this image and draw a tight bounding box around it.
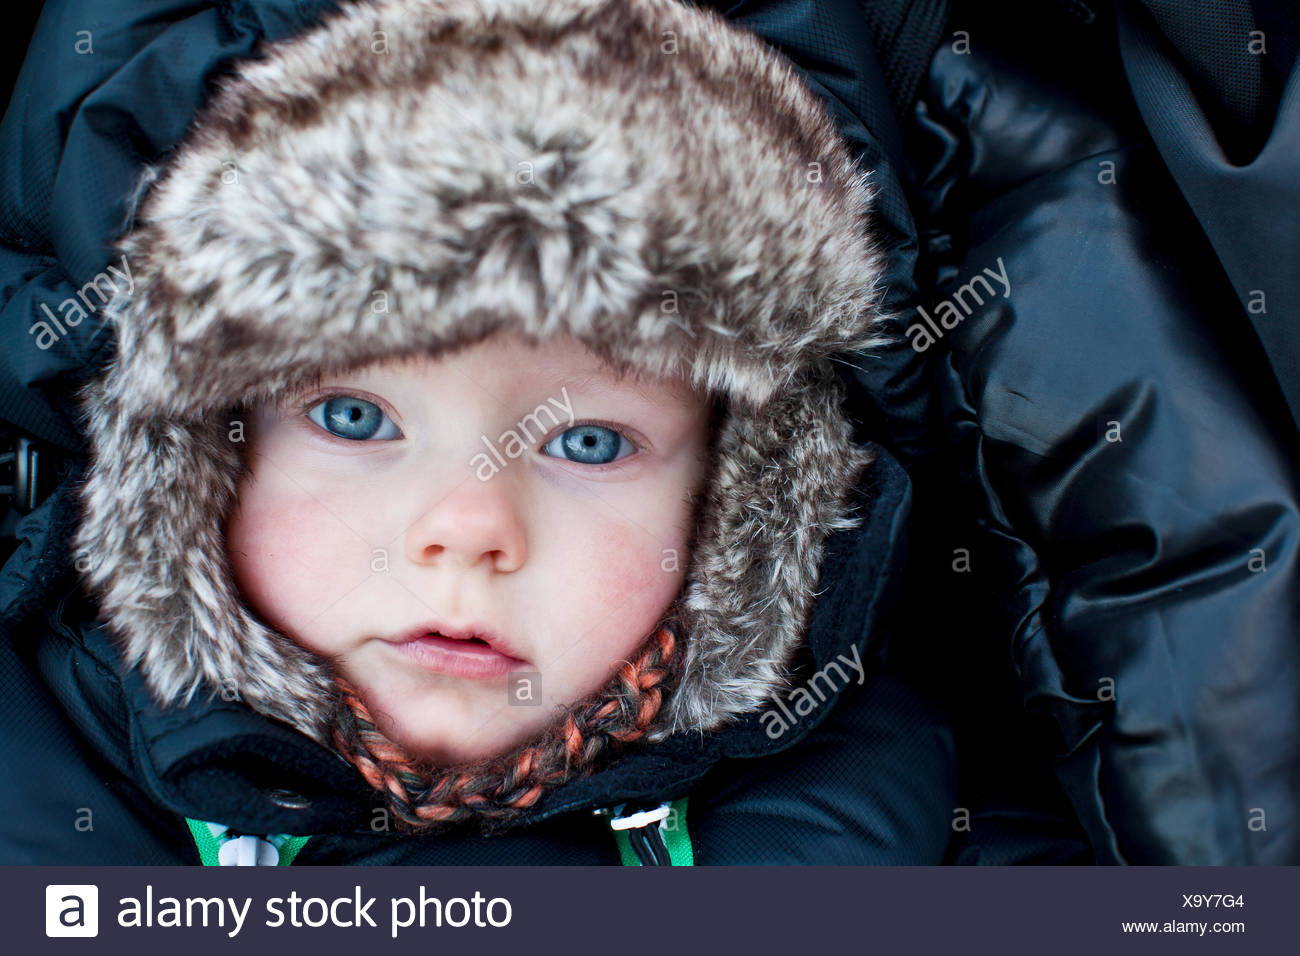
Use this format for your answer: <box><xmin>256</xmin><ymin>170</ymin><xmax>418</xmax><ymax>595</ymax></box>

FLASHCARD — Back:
<box><xmin>184</xmin><ymin>818</ymin><xmax>311</xmax><ymax>866</ymax></box>
<box><xmin>612</xmin><ymin>797</ymin><xmax>693</xmax><ymax>866</ymax></box>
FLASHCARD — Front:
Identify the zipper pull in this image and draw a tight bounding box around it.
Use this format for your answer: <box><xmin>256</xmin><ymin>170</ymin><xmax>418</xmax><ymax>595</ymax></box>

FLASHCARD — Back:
<box><xmin>599</xmin><ymin>801</ymin><xmax>674</xmax><ymax>865</ymax></box>
<box><xmin>607</xmin><ymin>801</ymin><xmax>672</xmax><ymax>831</ymax></box>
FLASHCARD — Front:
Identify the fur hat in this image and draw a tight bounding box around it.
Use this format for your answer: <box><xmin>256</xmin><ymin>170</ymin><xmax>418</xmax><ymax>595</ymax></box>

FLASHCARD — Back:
<box><xmin>71</xmin><ymin>0</ymin><xmax>892</xmax><ymax>760</ymax></box>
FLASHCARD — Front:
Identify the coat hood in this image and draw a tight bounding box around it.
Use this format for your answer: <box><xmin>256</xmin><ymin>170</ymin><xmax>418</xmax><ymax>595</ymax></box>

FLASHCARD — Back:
<box><xmin>71</xmin><ymin>0</ymin><xmax>893</xmax><ymax>771</ymax></box>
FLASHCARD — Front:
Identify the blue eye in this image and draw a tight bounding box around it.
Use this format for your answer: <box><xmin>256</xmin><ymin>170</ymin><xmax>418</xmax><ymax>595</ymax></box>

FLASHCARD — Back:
<box><xmin>307</xmin><ymin>396</ymin><xmax>402</xmax><ymax>441</ymax></box>
<box><xmin>542</xmin><ymin>424</ymin><xmax>632</xmax><ymax>464</ymax></box>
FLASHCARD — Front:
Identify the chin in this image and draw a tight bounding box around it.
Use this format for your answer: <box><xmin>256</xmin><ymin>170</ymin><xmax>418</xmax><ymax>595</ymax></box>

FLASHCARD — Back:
<box><xmin>379</xmin><ymin>716</ymin><xmax>534</xmax><ymax>769</ymax></box>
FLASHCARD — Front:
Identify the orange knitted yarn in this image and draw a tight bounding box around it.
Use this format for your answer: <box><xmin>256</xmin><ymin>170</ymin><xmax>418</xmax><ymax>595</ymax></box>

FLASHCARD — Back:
<box><xmin>330</xmin><ymin>616</ymin><xmax>683</xmax><ymax>833</ymax></box>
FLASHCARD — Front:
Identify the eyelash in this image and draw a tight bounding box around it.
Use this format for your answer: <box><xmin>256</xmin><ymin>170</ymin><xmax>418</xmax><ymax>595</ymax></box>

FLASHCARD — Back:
<box><xmin>294</xmin><ymin>390</ymin><xmax>642</xmax><ymax>463</ymax></box>
<box><xmin>539</xmin><ymin>419</ymin><xmax>639</xmax><ymax>466</ymax></box>
<box><xmin>295</xmin><ymin>388</ymin><xmax>404</xmax><ymax>441</ymax></box>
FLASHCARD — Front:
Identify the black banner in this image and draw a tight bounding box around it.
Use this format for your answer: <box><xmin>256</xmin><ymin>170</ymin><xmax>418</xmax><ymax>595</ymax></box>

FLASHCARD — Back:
<box><xmin>12</xmin><ymin>866</ymin><xmax>1294</xmax><ymax>954</ymax></box>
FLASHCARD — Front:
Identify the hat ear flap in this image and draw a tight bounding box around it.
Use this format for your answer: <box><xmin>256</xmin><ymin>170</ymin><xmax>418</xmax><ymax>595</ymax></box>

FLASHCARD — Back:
<box><xmin>73</xmin><ymin>377</ymin><xmax>339</xmax><ymax>740</ymax></box>
<box><xmin>667</xmin><ymin>362</ymin><xmax>877</xmax><ymax>733</ymax></box>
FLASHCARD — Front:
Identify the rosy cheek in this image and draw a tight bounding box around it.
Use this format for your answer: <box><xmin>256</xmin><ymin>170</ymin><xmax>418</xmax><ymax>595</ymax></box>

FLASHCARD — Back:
<box><xmin>224</xmin><ymin>480</ymin><xmax>359</xmax><ymax>648</ymax></box>
<box><xmin>588</xmin><ymin>524</ymin><xmax>685</xmax><ymax>637</ymax></box>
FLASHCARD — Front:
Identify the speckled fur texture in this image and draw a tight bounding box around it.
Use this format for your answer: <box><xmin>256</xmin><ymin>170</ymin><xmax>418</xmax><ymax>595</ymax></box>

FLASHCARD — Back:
<box><xmin>71</xmin><ymin>0</ymin><xmax>895</xmax><ymax>747</ymax></box>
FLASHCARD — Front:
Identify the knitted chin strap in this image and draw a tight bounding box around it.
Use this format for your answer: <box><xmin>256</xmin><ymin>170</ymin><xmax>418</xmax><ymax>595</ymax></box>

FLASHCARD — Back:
<box><xmin>330</xmin><ymin>617</ymin><xmax>683</xmax><ymax>833</ymax></box>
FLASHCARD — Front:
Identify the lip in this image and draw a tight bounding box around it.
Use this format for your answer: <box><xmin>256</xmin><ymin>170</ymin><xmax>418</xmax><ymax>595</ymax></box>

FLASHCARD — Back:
<box><xmin>383</xmin><ymin>620</ymin><xmax>529</xmax><ymax>682</ymax></box>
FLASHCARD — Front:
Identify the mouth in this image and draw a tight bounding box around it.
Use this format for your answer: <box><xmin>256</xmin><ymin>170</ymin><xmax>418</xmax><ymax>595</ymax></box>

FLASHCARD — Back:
<box><xmin>384</xmin><ymin>621</ymin><xmax>529</xmax><ymax>682</ymax></box>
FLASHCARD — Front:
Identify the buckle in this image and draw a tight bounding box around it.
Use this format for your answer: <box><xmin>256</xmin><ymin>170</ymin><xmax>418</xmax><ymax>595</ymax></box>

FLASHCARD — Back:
<box><xmin>0</xmin><ymin>435</ymin><xmax>41</xmax><ymax>513</ymax></box>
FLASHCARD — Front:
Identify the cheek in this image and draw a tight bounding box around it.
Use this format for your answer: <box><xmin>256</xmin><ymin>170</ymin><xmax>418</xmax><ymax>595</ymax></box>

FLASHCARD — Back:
<box><xmin>541</xmin><ymin>517</ymin><xmax>686</xmax><ymax>707</ymax></box>
<box><xmin>593</xmin><ymin>483</ymin><xmax>697</xmax><ymax>622</ymax></box>
<box><xmin>223</xmin><ymin>473</ymin><xmax>364</xmax><ymax>648</ymax></box>
<box><xmin>609</xmin><ymin>486</ymin><xmax>697</xmax><ymax>618</ymax></box>
<box><xmin>552</xmin><ymin>512</ymin><xmax>687</xmax><ymax>650</ymax></box>
<box><xmin>608</xmin><ymin>534</ymin><xmax>682</xmax><ymax>619</ymax></box>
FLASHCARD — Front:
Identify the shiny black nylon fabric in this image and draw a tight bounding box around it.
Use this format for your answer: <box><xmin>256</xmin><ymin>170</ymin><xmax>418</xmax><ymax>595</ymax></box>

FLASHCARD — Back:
<box><xmin>901</xmin><ymin>1</ymin><xmax>1300</xmax><ymax>863</ymax></box>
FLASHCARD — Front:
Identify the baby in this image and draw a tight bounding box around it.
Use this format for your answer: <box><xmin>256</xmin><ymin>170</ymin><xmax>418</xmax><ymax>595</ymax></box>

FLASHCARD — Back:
<box><xmin>225</xmin><ymin>331</ymin><xmax>715</xmax><ymax>768</ymax></box>
<box><xmin>72</xmin><ymin>0</ymin><xmax>894</xmax><ymax>837</ymax></box>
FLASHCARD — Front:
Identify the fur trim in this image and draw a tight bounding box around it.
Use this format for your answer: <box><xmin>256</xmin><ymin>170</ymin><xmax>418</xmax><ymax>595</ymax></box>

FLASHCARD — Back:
<box><xmin>72</xmin><ymin>0</ymin><xmax>894</xmax><ymax>745</ymax></box>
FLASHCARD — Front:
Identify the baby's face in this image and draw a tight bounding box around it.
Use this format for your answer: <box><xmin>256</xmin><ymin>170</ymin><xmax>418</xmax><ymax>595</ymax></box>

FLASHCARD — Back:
<box><xmin>224</xmin><ymin>331</ymin><xmax>712</xmax><ymax>764</ymax></box>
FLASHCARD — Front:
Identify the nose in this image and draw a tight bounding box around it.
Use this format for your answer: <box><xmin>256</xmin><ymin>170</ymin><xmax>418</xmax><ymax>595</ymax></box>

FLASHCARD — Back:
<box><xmin>404</xmin><ymin>476</ymin><xmax>527</xmax><ymax>573</ymax></box>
